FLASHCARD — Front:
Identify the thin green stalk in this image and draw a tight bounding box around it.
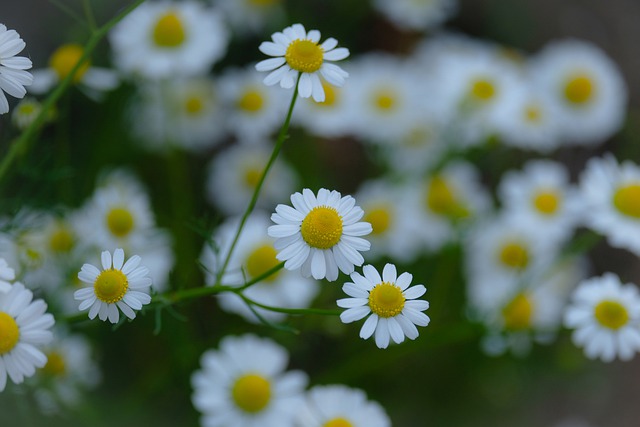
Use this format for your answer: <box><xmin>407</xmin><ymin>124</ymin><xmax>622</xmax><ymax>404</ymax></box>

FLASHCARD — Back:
<box><xmin>0</xmin><ymin>0</ymin><xmax>146</xmax><ymax>184</ymax></box>
<box><xmin>82</xmin><ymin>0</ymin><xmax>99</xmax><ymax>32</ymax></box>
<box><xmin>239</xmin><ymin>293</ymin><xmax>342</xmax><ymax>316</ymax></box>
<box><xmin>214</xmin><ymin>76</ymin><xmax>301</xmax><ymax>286</ymax></box>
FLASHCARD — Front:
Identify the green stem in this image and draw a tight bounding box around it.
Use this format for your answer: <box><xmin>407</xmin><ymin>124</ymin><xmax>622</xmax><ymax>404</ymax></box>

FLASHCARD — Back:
<box><xmin>82</xmin><ymin>0</ymin><xmax>99</xmax><ymax>32</ymax></box>
<box><xmin>0</xmin><ymin>0</ymin><xmax>146</xmax><ymax>184</ymax></box>
<box><xmin>214</xmin><ymin>76</ymin><xmax>301</xmax><ymax>286</ymax></box>
<box><xmin>239</xmin><ymin>293</ymin><xmax>342</xmax><ymax>316</ymax></box>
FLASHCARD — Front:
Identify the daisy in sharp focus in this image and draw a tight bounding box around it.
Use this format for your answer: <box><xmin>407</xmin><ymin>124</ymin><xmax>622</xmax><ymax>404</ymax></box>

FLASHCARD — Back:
<box><xmin>74</xmin><ymin>248</ymin><xmax>152</xmax><ymax>323</ymax></box>
<box><xmin>0</xmin><ymin>24</ymin><xmax>33</xmax><ymax>114</ymax></box>
<box><xmin>191</xmin><ymin>334</ymin><xmax>307</xmax><ymax>427</ymax></box>
<box><xmin>338</xmin><ymin>263</ymin><xmax>430</xmax><ymax>349</ymax></box>
<box><xmin>256</xmin><ymin>23</ymin><xmax>349</xmax><ymax>102</ymax></box>
<box><xmin>564</xmin><ymin>273</ymin><xmax>640</xmax><ymax>362</ymax></box>
<box><xmin>0</xmin><ymin>282</ymin><xmax>55</xmax><ymax>391</ymax></box>
<box><xmin>268</xmin><ymin>188</ymin><xmax>372</xmax><ymax>282</ymax></box>
<box><xmin>297</xmin><ymin>384</ymin><xmax>391</xmax><ymax>427</ymax></box>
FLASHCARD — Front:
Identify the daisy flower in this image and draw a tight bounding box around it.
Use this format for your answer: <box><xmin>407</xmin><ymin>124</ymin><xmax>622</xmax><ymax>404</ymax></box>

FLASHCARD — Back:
<box><xmin>0</xmin><ymin>281</ymin><xmax>55</xmax><ymax>391</ymax></box>
<box><xmin>11</xmin><ymin>97</ymin><xmax>52</xmax><ymax>130</ymax></box>
<box><xmin>564</xmin><ymin>273</ymin><xmax>640</xmax><ymax>362</ymax></box>
<box><xmin>579</xmin><ymin>155</ymin><xmax>640</xmax><ymax>256</ymax></box>
<box><xmin>109</xmin><ymin>1</ymin><xmax>229</xmax><ymax>79</ymax></box>
<box><xmin>255</xmin><ymin>23</ymin><xmax>349</xmax><ymax>102</ymax></box>
<box><xmin>338</xmin><ymin>263</ymin><xmax>430</xmax><ymax>349</ymax></box>
<box><xmin>0</xmin><ymin>24</ymin><xmax>33</xmax><ymax>114</ymax></box>
<box><xmin>74</xmin><ymin>248</ymin><xmax>152</xmax><ymax>323</ymax></box>
<box><xmin>372</xmin><ymin>0</ymin><xmax>458</xmax><ymax>32</ymax></box>
<box><xmin>297</xmin><ymin>384</ymin><xmax>391</xmax><ymax>427</ymax></box>
<box><xmin>191</xmin><ymin>334</ymin><xmax>307</xmax><ymax>427</ymax></box>
<box><xmin>0</xmin><ymin>258</ymin><xmax>15</xmax><ymax>293</ymax></box>
<box><xmin>268</xmin><ymin>188</ymin><xmax>372</xmax><ymax>282</ymax></box>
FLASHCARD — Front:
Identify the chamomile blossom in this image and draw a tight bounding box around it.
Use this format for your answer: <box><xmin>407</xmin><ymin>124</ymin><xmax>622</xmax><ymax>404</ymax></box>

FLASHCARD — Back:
<box><xmin>191</xmin><ymin>334</ymin><xmax>307</xmax><ymax>427</ymax></box>
<box><xmin>297</xmin><ymin>384</ymin><xmax>391</xmax><ymax>427</ymax></box>
<box><xmin>74</xmin><ymin>248</ymin><xmax>152</xmax><ymax>323</ymax></box>
<box><xmin>372</xmin><ymin>0</ymin><xmax>458</xmax><ymax>32</ymax></box>
<box><xmin>338</xmin><ymin>264</ymin><xmax>430</xmax><ymax>349</ymax></box>
<box><xmin>564</xmin><ymin>273</ymin><xmax>640</xmax><ymax>362</ymax></box>
<box><xmin>110</xmin><ymin>1</ymin><xmax>229</xmax><ymax>79</ymax></box>
<box><xmin>256</xmin><ymin>23</ymin><xmax>349</xmax><ymax>102</ymax></box>
<box><xmin>579</xmin><ymin>155</ymin><xmax>640</xmax><ymax>256</ymax></box>
<box><xmin>0</xmin><ymin>24</ymin><xmax>33</xmax><ymax>114</ymax></box>
<box><xmin>268</xmin><ymin>188</ymin><xmax>372</xmax><ymax>282</ymax></box>
<box><xmin>0</xmin><ymin>281</ymin><xmax>55</xmax><ymax>391</ymax></box>
<box><xmin>0</xmin><ymin>258</ymin><xmax>14</xmax><ymax>293</ymax></box>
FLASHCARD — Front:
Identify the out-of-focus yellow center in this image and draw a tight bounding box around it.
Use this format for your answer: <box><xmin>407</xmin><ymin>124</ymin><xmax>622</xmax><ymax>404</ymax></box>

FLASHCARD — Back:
<box><xmin>324</xmin><ymin>418</ymin><xmax>354</xmax><ymax>427</ymax></box>
<box><xmin>285</xmin><ymin>39</ymin><xmax>323</xmax><ymax>73</ymax></box>
<box><xmin>42</xmin><ymin>351</ymin><xmax>66</xmax><ymax>376</ymax></box>
<box><xmin>498</xmin><ymin>241</ymin><xmax>529</xmax><ymax>270</ymax></box>
<box><xmin>152</xmin><ymin>12</ymin><xmax>186</xmax><ymax>48</ymax></box>
<box><xmin>301</xmin><ymin>206</ymin><xmax>343</xmax><ymax>249</ymax></box>
<box><xmin>470</xmin><ymin>78</ymin><xmax>496</xmax><ymax>101</ymax></box>
<box><xmin>364</xmin><ymin>206</ymin><xmax>391</xmax><ymax>236</ymax></box>
<box><xmin>49</xmin><ymin>225</ymin><xmax>74</xmax><ymax>253</ymax></box>
<box><xmin>532</xmin><ymin>190</ymin><xmax>560</xmax><ymax>215</ymax></box>
<box><xmin>0</xmin><ymin>312</ymin><xmax>19</xmax><ymax>355</ymax></box>
<box><xmin>524</xmin><ymin>104</ymin><xmax>542</xmax><ymax>123</ymax></box>
<box><xmin>613</xmin><ymin>184</ymin><xmax>640</xmax><ymax>219</ymax></box>
<box><xmin>184</xmin><ymin>96</ymin><xmax>204</xmax><ymax>115</ymax></box>
<box><xmin>373</xmin><ymin>90</ymin><xmax>396</xmax><ymax>111</ymax></box>
<box><xmin>49</xmin><ymin>44</ymin><xmax>90</xmax><ymax>82</ymax></box>
<box><xmin>243</xmin><ymin>166</ymin><xmax>262</xmax><ymax>189</ymax></box>
<box><xmin>426</xmin><ymin>176</ymin><xmax>469</xmax><ymax>219</ymax></box>
<box><xmin>368</xmin><ymin>282</ymin><xmax>405</xmax><ymax>318</ymax></box>
<box><xmin>232</xmin><ymin>373</ymin><xmax>272</xmax><ymax>413</ymax></box>
<box><xmin>238</xmin><ymin>89</ymin><xmax>264</xmax><ymax>112</ymax></box>
<box><xmin>94</xmin><ymin>269</ymin><xmax>128</xmax><ymax>304</ymax></box>
<box><xmin>106</xmin><ymin>207</ymin><xmax>135</xmax><ymax>238</ymax></box>
<box><xmin>246</xmin><ymin>244</ymin><xmax>280</xmax><ymax>282</ymax></box>
<box><xmin>594</xmin><ymin>300</ymin><xmax>629</xmax><ymax>330</ymax></box>
<box><xmin>317</xmin><ymin>82</ymin><xmax>337</xmax><ymax>107</ymax></box>
<box><xmin>502</xmin><ymin>293</ymin><xmax>534</xmax><ymax>330</ymax></box>
<box><xmin>564</xmin><ymin>74</ymin><xmax>594</xmax><ymax>105</ymax></box>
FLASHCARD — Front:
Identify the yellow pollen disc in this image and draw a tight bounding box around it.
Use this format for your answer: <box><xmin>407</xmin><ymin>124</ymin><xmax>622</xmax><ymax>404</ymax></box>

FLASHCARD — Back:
<box><xmin>94</xmin><ymin>269</ymin><xmax>129</xmax><ymax>304</ymax></box>
<box><xmin>0</xmin><ymin>312</ymin><xmax>19</xmax><ymax>355</ymax></box>
<box><xmin>152</xmin><ymin>12</ymin><xmax>186</xmax><ymax>48</ymax></box>
<box><xmin>184</xmin><ymin>96</ymin><xmax>204</xmax><ymax>115</ymax></box>
<box><xmin>18</xmin><ymin>102</ymin><xmax>37</xmax><ymax>116</ymax></box>
<box><xmin>246</xmin><ymin>244</ymin><xmax>281</xmax><ymax>282</ymax></box>
<box><xmin>106</xmin><ymin>207</ymin><xmax>135</xmax><ymax>238</ymax></box>
<box><xmin>524</xmin><ymin>104</ymin><xmax>542</xmax><ymax>123</ymax></box>
<box><xmin>232</xmin><ymin>373</ymin><xmax>272</xmax><ymax>413</ymax></box>
<box><xmin>368</xmin><ymin>282</ymin><xmax>405</xmax><ymax>318</ymax></box>
<box><xmin>502</xmin><ymin>293</ymin><xmax>534</xmax><ymax>330</ymax></box>
<box><xmin>532</xmin><ymin>191</ymin><xmax>560</xmax><ymax>215</ymax></box>
<box><xmin>49</xmin><ymin>44</ymin><xmax>90</xmax><ymax>82</ymax></box>
<box><xmin>43</xmin><ymin>351</ymin><xmax>66</xmax><ymax>376</ymax></box>
<box><xmin>243</xmin><ymin>167</ymin><xmax>262</xmax><ymax>189</ymax></box>
<box><xmin>564</xmin><ymin>74</ymin><xmax>594</xmax><ymax>105</ymax></box>
<box><xmin>594</xmin><ymin>300</ymin><xmax>629</xmax><ymax>330</ymax></box>
<box><xmin>301</xmin><ymin>206</ymin><xmax>343</xmax><ymax>249</ymax></box>
<box><xmin>49</xmin><ymin>226</ymin><xmax>74</xmax><ymax>253</ymax></box>
<box><xmin>613</xmin><ymin>184</ymin><xmax>640</xmax><ymax>219</ymax></box>
<box><xmin>498</xmin><ymin>241</ymin><xmax>529</xmax><ymax>270</ymax></box>
<box><xmin>470</xmin><ymin>78</ymin><xmax>496</xmax><ymax>101</ymax></box>
<box><xmin>324</xmin><ymin>418</ymin><xmax>354</xmax><ymax>427</ymax></box>
<box><xmin>426</xmin><ymin>176</ymin><xmax>469</xmax><ymax>219</ymax></box>
<box><xmin>364</xmin><ymin>206</ymin><xmax>392</xmax><ymax>236</ymax></box>
<box><xmin>318</xmin><ymin>82</ymin><xmax>337</xmax><ymax>107</ymax></box>
<box><xmin>238</xmin><ymin>89</ymin><xmax>264</xmax><ymax>112</ymax></box>
<box><xmin>373</xmin><ymin>90</ymin><xmax>396</xmax><ymax>111</ymax></box>
<box><xmin>285</xmin><ymin>39</ymin><xmax>324</xmax><ymax>73</ymax></box>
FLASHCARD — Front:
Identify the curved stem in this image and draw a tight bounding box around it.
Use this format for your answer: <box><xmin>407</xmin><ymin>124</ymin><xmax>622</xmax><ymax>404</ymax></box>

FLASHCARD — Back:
<box><xmin>239</xmin><ymin>293</ymin><xmax>342</xmax><ymax>316</ymax></box>
<box><xmin>214</xmin><ymin>76</ymin><xmax>301</xmax><ymax>286</ymax></box>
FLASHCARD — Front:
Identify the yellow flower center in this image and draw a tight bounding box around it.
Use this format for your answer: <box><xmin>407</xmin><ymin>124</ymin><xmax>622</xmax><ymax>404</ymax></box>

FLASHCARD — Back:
<box><xmin>301</xmin><ymin>206</ymin><xmax>343</xmax><ymax>249</ymax></box>
<box><xmin>232</xmin><ymin>373</ymin><xmax>272</xmax><ymax>413</ymax></box>
<box><xmin>285</xmin><ymin>39</ymin><xmax>324</xmax><ymax>73</ymax></box>
<box><xmin>524</xmin><ymin>104</ymin><xmax>542</xmax><ymax>123</ymax></box>
<box><xmin>502</xmin><ymin>293</ymin><xmax>534</xmax><ymax>330</ymax></box>
<box><xmin>426</xmin><ymin>176</ymin><xmax>469</xmax><ymax>219</ymax></box>
<box><xmin>532</xmin><ymin>190</ymin><xmax>560</xmax><ymax>215</ymax></box>
<box><xmin>317</xmin><ymin>82</ymin><xmax>337</xmax><ymax>107</ymax></box>
<box><xmin>184</xmin><ymin>96</ymin><xmax>204</xmax><ymax>115</ymax></box>
<box><xmin>17</xmin><ymin>101</ymin><xmax>37</xmax><ymax>116</ymax></box>
<box><xmin>152</xmin><ymin>12</ymin><xmax>186</xmax><ymax>48</ymax></box>
<box><xmin>246</xmin><ymin>244</ymin><xmax>281</xmax><ymax>282</ymax></box>
<box><xmin>373</xmin><ymin>90</ymin><xmax>396</xmax><ymax>111</ymax></box>
<box><xmin>613</xmin><ymin>184</ymin><xmax>640</xmax><ymax>219</ymax></box>
<box><xmin>49</xmin><ymin>44</ymin><xmax>90</xmax><ymax>82</ymax></box>
<box><xmin>368</xmin><ymin>282</ymin><xmax>405</xmax><ymax>318</ymax></box>
<box><xmin>594</xmin><ymin>300</ymin><xmax>629</xmax><ymax>330</ymax></box>
<box><xmin>42</xmin><ymin>351</ymin><xmax>66</xmax><ymax>376</ymax></box>
<box><xmin>498</xmin><ymin>241</ymin><xmax>529</xmax><ymax>270</ymax></box>
<box><xmin>49</xmin><ymin>225</ymin><xmax>74</xmax><ymax>253</ymax></box>
<box><xmin>238</xmin><ymin>89</ymin><xmax>264</xmax><ymax>112</ymax></box>
<box><xmin>243</xmin><ymin>166</ymin><xmax>262</xmax><ymax>189</ymax></box>
<box><xmin>94</xmin><ymin>269</ymin><xmax>129</xmax><ymax>304</ymax></box>
<box><xmin>364</xmin><ymin>206</ymin><xmax>392</xmax><ymax>236</ymax></box>
<box><xmin>106</xmin><ymin>207</ymin><xmax>135</xmax><ymax>238</ymax></box>
<box><xmin>470</xmin><ymin>78</ymin><xmax>496</xmax><ymax>101</ymax></box>
<box><xmin>324</xmin><ymin>418</ymin><xmax>354</xmax><ymax>427</ymax></box>
<box><xmin>564</xmin><ymin>74</ymin><xmax>594</xmax><ymax>105</ymax></box>
<box><xmin>0</xmin><ymin>312</ymin><xmax>19</xmax><ymax>355</ymax></box>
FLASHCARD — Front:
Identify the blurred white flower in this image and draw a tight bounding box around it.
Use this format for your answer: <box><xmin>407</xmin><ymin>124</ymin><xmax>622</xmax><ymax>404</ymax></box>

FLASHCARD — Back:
<box><xmin>213</xmin><ymin>0</ymin><xmax>284</xmax><ymax>36</ymax></box>
<box><xmin>0</xmin><ymin>24</ymin><xmax>33</xmax><ymax>114</ymax></box>
<box><xmin>372</xmin><ymin>0</ymin><xmax>457</xmax><ymax>32</ymax></box>
<box><xmin>256</xmin><ymin>23</ymin><xmax>349</xmax><ymax>102</ymax></box>
<box><xmin>0</xmin><ymin>258</ymin><xmax>14</xmax><ymax>293</ymax></box>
